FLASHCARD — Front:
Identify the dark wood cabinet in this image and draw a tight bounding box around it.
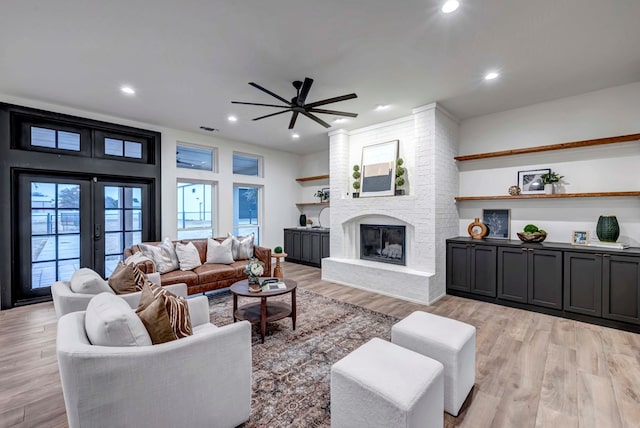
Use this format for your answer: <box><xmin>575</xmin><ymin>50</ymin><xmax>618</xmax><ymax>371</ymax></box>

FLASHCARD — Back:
<box><xmin>498</xmin><ymin>246</ymin><xmax>563</xmax><ymax>309</ymax></box>
<box><xmin>447</xmin><ymin>242</ymin><xmax>496</xmax><ymax>296</ymax></box>
<box><xmin>284</xmin><ymin>228</ymin><xmax>329</xmax><ymax>268</ymax></box>
<box><xmin>564</xmin><ymin>252</ymin><xmax>602</xmax><ymax>316</ymax></box>
<box><xmin>447</xmin><ymin>238</ymin><xmax>640</xmax><ymax>333</ymax></box>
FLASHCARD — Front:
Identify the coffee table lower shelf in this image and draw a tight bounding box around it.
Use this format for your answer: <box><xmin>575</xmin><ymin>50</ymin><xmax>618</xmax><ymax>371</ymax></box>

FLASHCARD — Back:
<box><xmin>234</xmin><ymin>301</ymin><xmax>293</xmax><ymax>325</ymax></box>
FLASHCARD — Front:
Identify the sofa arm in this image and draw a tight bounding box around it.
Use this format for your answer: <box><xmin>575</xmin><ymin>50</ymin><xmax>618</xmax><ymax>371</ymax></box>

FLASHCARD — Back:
<box><xmin>254</xmin><ymin>245</ymin><xmax>272</xmax><ymax>276</ymax></box>
<box><xmin>57</xmin><ymin>314</ymin><xmax>252</xmax><ymax>428</ymax></box>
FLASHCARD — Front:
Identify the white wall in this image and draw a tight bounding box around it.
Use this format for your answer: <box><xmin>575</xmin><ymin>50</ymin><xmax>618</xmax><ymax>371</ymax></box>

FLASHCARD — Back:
<box><xmin>0</xmin><ymin>93</ymin><xmax>302</xmax><ymax>250</ymax></box>
<box><xmin>457</xmin><ymin>82</ymin><xmax>640</xmax><ymax>245</ymax></box>
<box><xmin>295</xmin><ymin>149</ymin><xmax>330</xmax><ymax>226</ymax></box>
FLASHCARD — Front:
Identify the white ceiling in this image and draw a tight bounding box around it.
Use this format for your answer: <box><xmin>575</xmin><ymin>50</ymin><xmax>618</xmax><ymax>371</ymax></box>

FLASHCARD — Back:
<box><xmin>1</xmin><ymin>0</ymin><xmax>639</xmax><ymax>154</ymax></box>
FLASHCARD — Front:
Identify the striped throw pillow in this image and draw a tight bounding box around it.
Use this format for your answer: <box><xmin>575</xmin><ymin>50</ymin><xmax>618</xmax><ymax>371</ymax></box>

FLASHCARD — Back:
<box><xmin>137</xmin><ymin>282</ymin><xmax>192</xmax><ymax>340</ymax></box>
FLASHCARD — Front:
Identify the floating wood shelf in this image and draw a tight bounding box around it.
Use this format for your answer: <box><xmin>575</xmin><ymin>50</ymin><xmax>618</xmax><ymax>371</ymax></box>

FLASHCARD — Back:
<box><xmin>455</xmin><ymin>191</ymin><xmax>640</xmax><ymax>201</ymax></box>
<box><xmin>454</xmin><ymin>133</ymin><xmax>640</xmax><ymax>162</ymax></box>
<box><xmin>296</xmin><ymin>174</ymin><xmax>329</xmax><ymax>182</ymax></box>
<box><xmin>295</xmin><ymin>202</ymin><xmax>330</xmax><ymax>207</ymax></box>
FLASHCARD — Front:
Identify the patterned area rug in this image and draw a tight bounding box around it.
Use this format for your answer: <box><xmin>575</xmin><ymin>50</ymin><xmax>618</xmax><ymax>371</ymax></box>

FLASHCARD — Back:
<box><xmin>207</xmin><ymin>288</ymin><xmax>398</xmax><ymax>427</ymax></box>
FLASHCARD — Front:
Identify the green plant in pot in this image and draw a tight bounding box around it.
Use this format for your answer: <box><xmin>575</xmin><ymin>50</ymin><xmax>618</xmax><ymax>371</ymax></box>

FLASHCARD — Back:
<box><xmin>274</xmin><ymin>246</ymin><xmax>283</xmax><ymax>254</ymax></box>
<box><xmin>352</xmin><ymin>165</ymin><xmax>361</xmax><ymax>198</ymax></box>
<box><xmin>395</xmin><ymin>158</ymin><xmax>406</xmax><ymax>196</ymax></box>
<box><xmin>517</xmin><ymin>224</ymin><xmax>548</xmax><ymax>243</ymax></box>
<box><xmin>540</xmin><ymin>171</ymin><xmax>564</xmax><ymax>195</ymax></box>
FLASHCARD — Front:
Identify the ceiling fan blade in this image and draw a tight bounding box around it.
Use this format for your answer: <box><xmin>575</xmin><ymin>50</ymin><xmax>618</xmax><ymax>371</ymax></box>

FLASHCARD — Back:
<box><xmin>252</xmin><ymin>110</ymin><xmax>291</xmax><ymax>121</ymax></box>
<box><xmin>231</xmin><ymin>101</ymin><xmax>290</xmax><ymax>108</ymax></box>
<box><xmin>308</xmin><ymin>108</ymin><xmax>358</xmax><ymax>118</ymax></box>
<box><xmin>305</xmin><ymin>93</ymin><xmax>357</xmax><ymax>108</ymax></box>
<box><xmin>248</xmin><ymin>82</ymin><xmax>292</xmax><ymax>105</ymax></box>
<box><xmin>302</xmin><ymin>112</ymin><xmax>331</xmax><ymax>128</ymax></box>
<box><xmin>288</xmin><ymin>111</ymin><xmax>299</xmax><ymax>129</ymax></box>
<box><xmin>296</xmin><ymin>78</ymin><xmax>314</xmax><ymax>106</ymax></box>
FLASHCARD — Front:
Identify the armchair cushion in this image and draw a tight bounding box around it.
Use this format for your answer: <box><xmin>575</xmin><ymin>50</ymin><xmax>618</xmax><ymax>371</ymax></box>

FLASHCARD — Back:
<box><xmin>70</xmin><ymin>268</ymin><xmax>113</xmax><ymax>294</ymax></box>
<box><xmin>85</xmin><ymin>293</ymin><xmax>152</xmax><ymax>347</ymax></box>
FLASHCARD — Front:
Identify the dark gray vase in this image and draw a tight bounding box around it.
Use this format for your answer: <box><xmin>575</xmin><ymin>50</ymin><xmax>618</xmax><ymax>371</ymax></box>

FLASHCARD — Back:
<box><xmin>299</xmin><ymin>214</ymin><xmax>307</xmax><ymax>227</ymax></box>
<box><xmin>596</xmin><ymin>215</ymin><xmax>619</xmax><ymax>242</ymax></box>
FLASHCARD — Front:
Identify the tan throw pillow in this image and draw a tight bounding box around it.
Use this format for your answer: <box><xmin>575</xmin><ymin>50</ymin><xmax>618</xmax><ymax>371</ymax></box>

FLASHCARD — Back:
<box><xmin>228</xmin><ymin>232</ymin><xmax>255</xmax><ymax>260</ymax></box>
<box><xmin>137</xmin><ymin>282</ymin><xmax>192</xmax><ymax>340</ymax></box>
<box><xmin>206</xmin><ymin>237</ymin><xmax>234</xmax><ymax>264</ymax></box>
<box><xmin>108</xmin><ymin>261</ymin><xmax>148</xmax><ymax>293</ymax></box>
<box><xmin>108</xmin><ymin>262</ymin><xmax>139</xmax><ymax>294</ymax></box>
<box><xmin>135</xmin><ymin>283</ymin><xmax>177</xmax><ymax>344</ymax></box>
<box><xmin>175</xmin><ymin>241</ymin><xmax>202</xmax><ymax>270</ymax></box>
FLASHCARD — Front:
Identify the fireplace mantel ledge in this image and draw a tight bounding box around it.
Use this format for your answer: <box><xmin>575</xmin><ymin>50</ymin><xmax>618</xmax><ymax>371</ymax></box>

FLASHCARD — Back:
<box><xmin>323</xmin><ymin>257</ymin><xmax>433</xmax><ymax>276</ymax></box>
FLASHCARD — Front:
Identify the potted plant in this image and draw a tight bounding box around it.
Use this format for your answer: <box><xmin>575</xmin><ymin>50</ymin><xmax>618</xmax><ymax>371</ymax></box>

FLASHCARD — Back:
<box><xmin>395</xmin><ymin>158</ymin><xmax>406</xmax><ymax>196</ymax></box>
<box><xmin>314</xmin><ymin>189</ymin><xmax>327</xmax><ymax>203</ymax></box>
<box><xmin>540</xmin><ymin>171</ymin><xmax>564</xmax><ymax>194</ymax></box>
<box><xmin>352</xmin><ymin>165</ymin><xmax>361</xmax><ymax>198</ymax></box>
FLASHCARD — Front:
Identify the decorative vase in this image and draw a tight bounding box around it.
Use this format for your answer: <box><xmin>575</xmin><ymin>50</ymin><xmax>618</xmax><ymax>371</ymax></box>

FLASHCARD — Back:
<box><xmin>596</xmin><ymin>215</ymin><xmax>620</xmax><ymax>242</ymax></box>
<box><xmin>299</xmin><ymin>214</ymin><xmax>307</xmax><ymax>227</ymax></box>
<box><xmin>508</xmin><ymin>185</ymin><xmax>521</xmax><ymax>196</ymax></box>
<box><xmin>544</xmin><ymin>184</ymin><xmax>554</xmax><ymax>195</ymax></box>
<box><xmin>248</xmin><ymin>275</ymin><xmax>261</xmax><ymax>292</ymax></box>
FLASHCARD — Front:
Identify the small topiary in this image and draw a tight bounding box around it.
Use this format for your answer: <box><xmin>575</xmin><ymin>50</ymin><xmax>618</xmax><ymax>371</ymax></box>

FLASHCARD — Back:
<box><xmin>274</xmin><ymin>246</ymin><xmax>283</xmax><ymax>253</ymax></box>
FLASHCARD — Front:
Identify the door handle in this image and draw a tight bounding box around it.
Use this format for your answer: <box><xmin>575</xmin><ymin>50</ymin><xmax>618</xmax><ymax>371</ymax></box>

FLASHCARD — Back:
<box><xmin>94</xmin><ymin>224</ymin><xmax>101</xmax><ymax>239</ymax></box>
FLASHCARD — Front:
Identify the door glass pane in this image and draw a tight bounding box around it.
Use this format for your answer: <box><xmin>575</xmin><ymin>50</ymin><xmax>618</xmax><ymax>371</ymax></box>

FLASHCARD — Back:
<box><xmin>105</xmin><ymin>138</ymin><xmax>123</xmax><ymax>156</ymax></box>
<box><xmin>30</xmin><ymin>182</ymin><xmax>81</xmax><ymax>289</ymax></box>
<box><xmin>104</xmin><ymin>185</ymin><xmax>142</xmax><ymax>277</ymax></box>
<box><xmin>233</xmin><ymin>185</ymin><xmax>260</xmax><ymax>244</ymax></box>
<box><xmin>124</xmin><ymin>141</ymin><xmax>142</xmax><ymax>158</ymax></box>
<box><xmin>31</xmin><ymin>127</ymin><xmax>56</xmax><ymax>148</ymax></box>
<box><xmin>57</xmin><ymin>131</ymin><xmax>80</xmax><ymax>151</ymax></box>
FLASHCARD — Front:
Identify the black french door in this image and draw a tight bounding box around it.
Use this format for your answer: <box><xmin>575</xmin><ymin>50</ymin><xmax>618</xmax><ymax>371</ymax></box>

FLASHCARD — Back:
<box><xmin>15</xmin><ymin>172</ymin><xmax>151</xmax><ymax>303</ymax></box>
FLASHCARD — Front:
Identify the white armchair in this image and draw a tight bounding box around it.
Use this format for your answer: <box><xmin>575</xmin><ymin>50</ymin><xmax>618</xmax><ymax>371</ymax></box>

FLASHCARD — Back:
<box><xmin>51</xmin><ymin>272</ymin><xmax>186</xmax><ymax>318</ymax></box>
<box><xmin>56</xmin><ymin>295</ymin><xmax>252</xmax><ymax>428</ymax></box>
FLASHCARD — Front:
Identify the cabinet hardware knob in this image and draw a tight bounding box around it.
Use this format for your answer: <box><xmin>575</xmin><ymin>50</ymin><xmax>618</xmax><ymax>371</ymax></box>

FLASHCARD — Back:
<box><xmin>603</xmin><ymin>254</ymin><xmax>611</xmax><ymax>258</ymax></box>
<box><xmin>528</xmin><ymin>248</ymin><xmax>535</xmax><ymax>252</ymax></box>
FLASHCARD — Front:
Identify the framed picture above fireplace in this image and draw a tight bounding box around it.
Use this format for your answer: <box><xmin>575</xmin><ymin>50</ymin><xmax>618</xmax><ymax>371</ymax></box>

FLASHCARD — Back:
<box><xmin>359</xmin><ymin>140</ymin><xmax>398</xmax><ymax>197</ymax></box>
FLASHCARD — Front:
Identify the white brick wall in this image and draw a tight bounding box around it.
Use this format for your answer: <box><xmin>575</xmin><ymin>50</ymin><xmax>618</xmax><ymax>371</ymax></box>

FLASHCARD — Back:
<box><xmin>323</xmin><ymin>103</ymin><xmax>459</xmax><ymax>305</ymax></box>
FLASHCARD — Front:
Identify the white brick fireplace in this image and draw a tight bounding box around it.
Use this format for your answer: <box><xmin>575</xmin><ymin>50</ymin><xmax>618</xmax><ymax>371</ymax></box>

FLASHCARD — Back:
<box><xmin>322</xmin><ymin>103</ymin><xmax>459</xmax><ymax>304</ymax></box>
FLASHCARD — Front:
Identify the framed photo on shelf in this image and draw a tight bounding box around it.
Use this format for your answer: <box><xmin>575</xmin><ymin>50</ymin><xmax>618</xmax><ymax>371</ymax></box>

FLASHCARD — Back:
<box><xmin>360</xmin><ymin>140</ymin><xmax>398</xmax><ymax>197</ymax></box>
<box><xmin>517</xmin><ymin>168</ymin><xmax>550</xmax><ymax>194</ymax></box>
<box><xmin>482</xmin><ymin>209</ymin><xmax>510</xmax><ymax>239</ymax></box>
<box><xmin>571</xmin><ymin>230</ymin><xmax>589</xmax><ymax>246</ymax></box>
<box><xmin>321</xmin><ymin>187</ymin><xmax>330</xmax><ymax>202</ymax></box>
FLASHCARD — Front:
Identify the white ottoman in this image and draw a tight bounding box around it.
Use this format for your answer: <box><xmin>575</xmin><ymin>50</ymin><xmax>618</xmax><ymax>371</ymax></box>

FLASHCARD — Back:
<box><xmin>331</xmin><ymin>338</ymin><xmax>444</xmax><ymax>428</ymax></box>
<box><xmin>392</xmin><ymin>311</ymin><xmax>475</xmax><ymax>416</ymax></box>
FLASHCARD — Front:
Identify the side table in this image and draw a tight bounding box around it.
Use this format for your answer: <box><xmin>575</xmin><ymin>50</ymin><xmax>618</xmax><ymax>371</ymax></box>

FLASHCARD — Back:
<box><xmin>272</xmin><ymin>252</ymin><xmax>287</xmax><ymax>278</ymax></box>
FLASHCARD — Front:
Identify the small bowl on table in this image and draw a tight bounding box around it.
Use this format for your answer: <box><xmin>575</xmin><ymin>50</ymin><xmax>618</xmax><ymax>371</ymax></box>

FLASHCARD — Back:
<box><xmin>517</xmin><ymin>232</ymin><xmax>547</xmax><ymax>243</ymax></box>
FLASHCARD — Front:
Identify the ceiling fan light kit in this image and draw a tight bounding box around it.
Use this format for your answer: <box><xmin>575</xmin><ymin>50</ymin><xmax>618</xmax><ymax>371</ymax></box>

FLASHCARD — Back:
<box><xmin>231</xmin><ymin>77</ymin><xmax>358</xmax><ymax>129</ymax></box>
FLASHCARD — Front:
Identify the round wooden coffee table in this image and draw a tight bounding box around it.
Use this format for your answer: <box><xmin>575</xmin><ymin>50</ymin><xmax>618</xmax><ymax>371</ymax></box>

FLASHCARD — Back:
<box><xmin>230</xmin><ymin>278</ymin><xmax>297</xmax><ymax>343</ymax></box>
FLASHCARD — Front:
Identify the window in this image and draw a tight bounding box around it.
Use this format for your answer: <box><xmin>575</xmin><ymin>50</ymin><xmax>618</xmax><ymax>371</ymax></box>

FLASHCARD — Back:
<box><xmin>233</xmin><ymin>152</ymin><xmax>262</xmax><ymax>176</ymax></box>
<box><xmin>31</xmin><ymin>127</ymin><xmax>80</xmax><ymax>151</ymax></box>
<box><xmin>233</xmin><ymin>185</ymin><xmax>260</xmax><ymax>244</ymax></box>
<box><xmin>177</xmin><ymin>182</ymin><xmax>214</xmax><ymax>239</ymax></box>
<box><xmin>104</xmin><ymin>138</ymin><xmax>143</xmax><ymax>159</ymax></box>
<box><xmin>177</xmin><ymin>145</ymin><xmax>214</xmax><ymax>171</ymax></box>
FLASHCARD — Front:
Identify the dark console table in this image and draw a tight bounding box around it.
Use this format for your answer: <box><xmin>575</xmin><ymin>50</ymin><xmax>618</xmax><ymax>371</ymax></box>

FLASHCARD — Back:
<box><xmin>446</xmin><ymin>237</ymin><xmax>640</xmax><ymax>333</ymax></box>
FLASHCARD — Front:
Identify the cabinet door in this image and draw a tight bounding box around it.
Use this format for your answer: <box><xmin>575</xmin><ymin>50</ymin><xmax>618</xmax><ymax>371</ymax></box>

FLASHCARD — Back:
<box><xmin>309</xmin><ymin>233</ymin><xmax>321</xmax><ymax>265</ymax></box>
<box><xmin>284</xmin><ymin>230</ymin><xmax>301</xmax><ymax>262</ymax></box>
<box><xmin>447</xmin><ymin>243</ymin><xmax>470</xmax><ymax>292</ymax></box>
<box><xmin>498</xmin><ymin>247</ymin><xmax>528</xmax><ymax>303</ymax></box>
<box><xmin>528</xmin><ymin>249</ymin><xmax>563</xmax><ymax>309</ymax></box>
<box><xmin>470</xmin><ymin>244</ymin><xmax>497</xmax><ymax>297</ymax></box>
<box><xmin>300</xmin><ymin>231</ymin><xmax>312</xmax><ymax>263</ymax></box>
<box><xmin>321</xmin><ymin>233</ymin><xmax>330</xmax><ymax>259</ymax></box>
<box><xmin>564</xmin><ymin>252</ymin><xmax>602</xmax><ymax>316</ymax></box>
<box><xmin>603</xmin><ymin>254</ymin><xmax>640</xmax><ymax>325</ymax></box>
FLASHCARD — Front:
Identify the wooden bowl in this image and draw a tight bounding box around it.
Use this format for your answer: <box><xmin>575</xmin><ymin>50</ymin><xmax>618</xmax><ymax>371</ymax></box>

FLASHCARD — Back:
<box><xmin>517</xmin><ymin>232</ymin><xmax>547</xmax><ymax>243</ymax></box>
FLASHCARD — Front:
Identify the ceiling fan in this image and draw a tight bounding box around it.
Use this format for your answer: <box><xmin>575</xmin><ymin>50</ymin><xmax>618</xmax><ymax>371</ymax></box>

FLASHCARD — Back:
<box><xmin>231</xmin><ymin>77</ymin><xmax>357</xmax><ymax>129</ymax></box>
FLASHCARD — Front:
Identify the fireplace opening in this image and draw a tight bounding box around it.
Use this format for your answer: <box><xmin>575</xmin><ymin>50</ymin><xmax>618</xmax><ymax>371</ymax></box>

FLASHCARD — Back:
<box><xmin>360</xmin><ymin>224</ymin><xmax>406</xmax><ymax>266</ymax></box>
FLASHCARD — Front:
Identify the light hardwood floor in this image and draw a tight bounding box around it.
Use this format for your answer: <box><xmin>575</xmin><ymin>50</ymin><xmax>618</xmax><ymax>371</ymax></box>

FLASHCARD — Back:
<box><xmin>1</xmin><ymin>263</ymin><xmax>639</xmax><ymax>427</ymax></box>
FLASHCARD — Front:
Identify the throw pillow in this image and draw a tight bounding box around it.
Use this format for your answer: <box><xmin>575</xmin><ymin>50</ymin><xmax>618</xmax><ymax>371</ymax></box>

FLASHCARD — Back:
<box><xmin>107</xmin><ymin>262</ymin><xmax>139</xmax><ymax>294</ymax></box>
<box><xmin>135</xmin><ymin>283</ymin><xmax>177</xmax><ymax>344</ymax></box>
<box><xmin>175</xmin><ymin>241</ymin><xmax>202</xmax><ymax>271</ymax></box>
<box><xmin>228</xmin><ymin>232</ymin><xmax>255</xmax><ymax>260</ymax></box>
<box><xmin>138</xmin><ymin>237</ymin><xmax>179</xmax><ymax>274</ymax></box>
<box><xmin>137</xmin><ymin>282</ymin><xmax>192</xmax><ymax>340</ymax></box>
<box><xmin>85</xmin><ymin>292</ymin><xmax>152</xmax><ymax>347</ymax></box>
<box><xmin>70</xmin><ymin>268</ymin><xmax>114</xmax><ymax>295</ymax></box>
<box><xmin>206</xmin><ymin>237</ymin><xmax>234</xmax><ymax>264</ymax></box>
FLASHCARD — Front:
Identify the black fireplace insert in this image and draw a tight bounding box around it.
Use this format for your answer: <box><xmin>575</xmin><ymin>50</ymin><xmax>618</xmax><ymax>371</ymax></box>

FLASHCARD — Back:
<box><xmin>360</xmin><ymin>224</ymin><xmax>406</xmax><ymax>266</ymax></box>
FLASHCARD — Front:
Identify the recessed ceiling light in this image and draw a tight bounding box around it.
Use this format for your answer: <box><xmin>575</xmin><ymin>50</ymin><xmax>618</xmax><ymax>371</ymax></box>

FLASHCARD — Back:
<box><xmin>484</xmin><ymin>71</ymin><xmax>500</xmax><ymax>80</ymax></box>
<box><xmin>228</xmin><ymin>115</ymin><xmax>237</xmax><ymax>122</ymax></box>
<box><xmin>375</xmin><ymin>104</ymin><xmax>389</xmax><ymax>111</ymax></box>
<box><xmin>333</xmin><ymin>118</ymin><xmax>347</xmax><ymax>124</ymax></box>
<box><xmin>441</xmin><ymin>0</ymin><xmax>459</xmax><ymax>13</ymax></box>
<box><xmin>292</xmin><ymin>133</ymin><xmax>300</xmax><ymax>139</ymax></box>
<box><xmin>120</xmin><ymin>85</ymin><xmax>135</xmax><ymax>95</ymax></box>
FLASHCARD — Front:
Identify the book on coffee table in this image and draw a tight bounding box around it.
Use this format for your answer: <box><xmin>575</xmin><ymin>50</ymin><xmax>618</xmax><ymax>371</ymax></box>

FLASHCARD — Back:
<box><xmin>261</xmin><ymin>280</ymin><xmax>286</xmax><ymax>291</ymax></box>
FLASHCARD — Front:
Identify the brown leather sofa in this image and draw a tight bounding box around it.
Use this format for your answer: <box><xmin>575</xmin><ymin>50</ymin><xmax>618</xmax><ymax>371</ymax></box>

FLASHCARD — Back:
<box><xmin>124</xmin><ymin>238</ymin><xmax>271</xmax><ymax>295</ymax></box>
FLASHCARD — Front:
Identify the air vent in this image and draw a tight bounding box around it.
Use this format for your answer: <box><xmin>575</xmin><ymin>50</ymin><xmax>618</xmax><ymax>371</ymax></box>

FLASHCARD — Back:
<box><xmin>199</xmin><ymin>126</ymin><xmax>219</xmax><ymax>132</ymax></box>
